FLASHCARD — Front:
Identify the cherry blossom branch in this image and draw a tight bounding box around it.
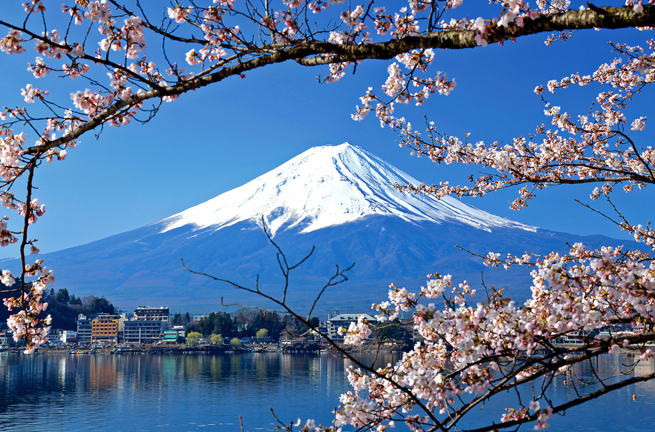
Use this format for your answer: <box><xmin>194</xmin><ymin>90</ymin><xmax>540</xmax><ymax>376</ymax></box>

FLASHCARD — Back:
<box><xmin>106</xmin><ymin>0</ymin><xmax>208</xmax><ymax>45</ymax></box>
<box><xmin>182</xmin><ymin>219</ymin><xmax>444</xmax><ymax>431</ymax></box>
<box><xmin>0</xmin><ymin>5</ymin><xmax>651</xmax><ymax>161</ymax></box>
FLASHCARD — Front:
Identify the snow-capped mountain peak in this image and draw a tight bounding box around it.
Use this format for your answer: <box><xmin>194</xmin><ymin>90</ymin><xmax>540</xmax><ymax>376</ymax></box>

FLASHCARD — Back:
<box><xmin>161</xmin><ymin>143</ymin><xmax>535</xmax><ymax>236</ymax></box>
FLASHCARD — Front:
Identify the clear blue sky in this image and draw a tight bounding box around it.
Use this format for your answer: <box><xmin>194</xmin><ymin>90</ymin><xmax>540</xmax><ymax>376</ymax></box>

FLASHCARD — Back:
<box><xmin>0</xmin><ymin>5</ymin><xmax>653</xmax><ymax>259</ymax></box>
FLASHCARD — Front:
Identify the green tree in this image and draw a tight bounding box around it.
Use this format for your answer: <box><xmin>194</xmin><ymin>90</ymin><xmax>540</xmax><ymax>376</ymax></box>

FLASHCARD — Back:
<box><xmin>186</xmin><ymin>332</ymin><xmax>203</xmax><ymax>346</ymax></box>
<box><xmin>209</xmin><ymin>334</ymin><xmax>223</xmax><ymax>346</ymax></box>
<box><xmin>255</xmin><ymin>328</ymin><xmax>268</xmax><ymax>340</ymax></box>
<box><xmin>211</xmin><ymin>312</ymin><xmax>234</xmax><ymax>337</ymax></box>
<box><xmin>252</xmin><ymin>312</ymin><xmax>284</xmax><ymax>340</ymax></box>
<box><xmin>41</xmin><ymin>299</ymin><xmax>79</xmax><ymax>330</ymax></box>
<box><xmin>283</xmin><ymin>314</ymin><xmax>310</xmax><ymax>337</ymax></box>
<box><xmin>186</xmin><ymin>311</ymin><xmax>235</xmax><ymax>337</ymax></box>
<box><xmin>308</xmin><ymin>317</ymin><xmax>320</xmax><ymax>329</ymax></box>
<box><xmin>230</xmin><ymin>337</ymin><xmax>242</xmax><ymax>347</ymax></box>
<box><xmin>55</xmin><ymin>288</ymin><xmax>70</xmax><ymax>304</ymax></box>
<box><xmin>82</xmin><ymin>296</ymin><xmax>115</xmax><ymax>315</ymax></box>
<box><xmin>377</xmin><ymin>321</ymin><xmax>411</xmax><ymax>343</ymax></box>
<box><xmin>172</xmin><ymin>312</ymin><xmax>193</xmax><ymax>326</ymax></box>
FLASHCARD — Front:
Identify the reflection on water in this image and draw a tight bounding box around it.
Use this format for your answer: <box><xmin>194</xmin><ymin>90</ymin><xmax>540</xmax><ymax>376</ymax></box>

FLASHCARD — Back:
<box><xmin>0</xmin><ymin>352</ymin><xmax>399</xmax><ymax>431</ymax></box>
<box><xmin>0</xmin><ymin>353</ymin><xmax>654</xmax><ymax>431</ymax></box>
<box><xmin>453</xmin><ymin>355</ymin><xmax>655</xmax><ymax>432</ymax></box>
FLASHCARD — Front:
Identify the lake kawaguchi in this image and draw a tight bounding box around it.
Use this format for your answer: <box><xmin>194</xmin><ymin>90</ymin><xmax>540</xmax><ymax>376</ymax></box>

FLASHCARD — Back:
<box><xmin>1</xmin><ymin>352</ymin><xmax>655</xmax><ymax>431</ymax></box>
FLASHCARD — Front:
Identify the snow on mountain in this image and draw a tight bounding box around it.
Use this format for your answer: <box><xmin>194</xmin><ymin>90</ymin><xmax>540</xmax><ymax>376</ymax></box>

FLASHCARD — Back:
<box><xmin>12</xmin><ymin>142</ymin><xmax>637</xmax><ymax>312</ymax></box>
<box><xmin>161</xmin><ymin>143</ymin><xmax>535</xmax><ymax>236</ymax></box>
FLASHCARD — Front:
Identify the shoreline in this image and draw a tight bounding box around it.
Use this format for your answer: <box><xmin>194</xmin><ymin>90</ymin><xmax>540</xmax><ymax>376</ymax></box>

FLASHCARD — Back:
<box><xmin>8</xmin><ymin>341</ymin><xmax>639</xmax><ymax>356</ymax></box>
<box><xmin>0</xmin><ymin>341</ymin><xmax>412</xmax><ymax>355</ymax></box>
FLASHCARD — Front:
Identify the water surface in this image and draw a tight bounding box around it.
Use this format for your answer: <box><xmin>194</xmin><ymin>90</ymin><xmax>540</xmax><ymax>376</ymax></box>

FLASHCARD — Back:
<box><xmin>0</xmin><ymin>352</ymin><xmax>653</xmax><ymax>431</ymax></box>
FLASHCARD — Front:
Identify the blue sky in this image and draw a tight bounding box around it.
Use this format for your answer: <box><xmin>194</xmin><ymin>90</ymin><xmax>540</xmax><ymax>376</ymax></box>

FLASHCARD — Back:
<box><xmin>0</xmin><ymin>5</ymin><xmax>653</xmax><ymax>259</ymax></box>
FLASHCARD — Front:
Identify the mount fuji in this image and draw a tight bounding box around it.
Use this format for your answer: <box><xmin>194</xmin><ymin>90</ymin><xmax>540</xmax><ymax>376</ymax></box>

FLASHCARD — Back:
<box><xmin>8</xmin><ymin>143</ymin><xmax>630</xmax><ymax>313</ymax></box>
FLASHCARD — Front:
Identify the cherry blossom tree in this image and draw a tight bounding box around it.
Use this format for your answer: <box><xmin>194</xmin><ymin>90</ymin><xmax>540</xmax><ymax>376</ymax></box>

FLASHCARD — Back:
<box><xmin>1</xmin><ymin>0</ymin><xmax>655</xmax><ymax>431</ymax></box>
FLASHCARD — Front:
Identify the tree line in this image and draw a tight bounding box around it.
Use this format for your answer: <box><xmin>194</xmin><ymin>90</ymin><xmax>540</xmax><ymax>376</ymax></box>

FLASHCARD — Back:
<box><xmin>180</xmin><ymin>307</ymin><xmax>410</xmax><ymax>345</ymax></box>
<box><xmin>0</xmin><ymin>287</ymin><xmax>116</xmax><ymax>331</ymax></box>
<box><xmin>179</xmin><ymin>308</ymin><xmax>321</xmax><ymax>342</ymax></box>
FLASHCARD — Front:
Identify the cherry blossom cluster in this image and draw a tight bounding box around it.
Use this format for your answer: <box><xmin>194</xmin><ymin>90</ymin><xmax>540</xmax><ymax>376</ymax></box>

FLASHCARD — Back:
<box><xmin>390</xmin><ymin>8</ymin><xmax>420</xmax><ymax>39</ymax></box>
<box><xmin>0</xmin><ymin>131</ymin><xmax>26</xmax><ymax>182</ymax></box>
<box><xmin>97</xmin><ymin>16</ymin><xmax>146</xmax><ymax>59</ymax></box>
<box><xmin>0</xmin><ymin>217</ymin><xmax>17</xmax><ymax>248</ymax></box>
<box><xmin>323</xmin><ymin>240</ymin><xmax>655</xmax><ymax>431</ymax></box>
<box><xmin>501</xmin><ymin>402</ymin><xmax>553</xmax><ymax>430</ymax></box>
<box><xmin>337</xmin><ymin>315</ymin><xmax>372</xmax><ymax>345</ymax></box>
<box><xmin>626</xmin><ymin>0</ymin><xmax>655</xmax><ymax>14</ymax></box>
<box><xmin>18</xmin><ymin>199</ymin><xmax>46</xmax><ymax>225</ymax></box>
<box><xmin>21</xmin><ymin>84</ymin><xmax>48</xmax><ymax>104</ymax></box>
<box><xmin>168</xmin><ymin>5</ymin><xmax>194</xmax><ymax>23</ymax></box>
<box><xmin>0</xmin><ymin>30</ymin><xmax>26</xmax><ymax>54</ymax></box>
<box><xmin>386</xmin><ymin>40</ymin><xmax>655</xmax><ymax>210</ymax></box>
<box><xmin>622</xmin><ymin>221</ymin><xmax>655</xmax><ymax>248</ymax></box>
<box><xmin>355</xmin><ymin>1</ymin><xmax>654</xmax><ymax>141</ymax></box>
<box><xmin>2</xmin><ymin>260</ymin><xmax>54</xmax><ymax>354</ymax></box>
<box><xmin>352</xmin><ymin>49</ymin><xmax>455</xmax><ymax>123</ymax></box>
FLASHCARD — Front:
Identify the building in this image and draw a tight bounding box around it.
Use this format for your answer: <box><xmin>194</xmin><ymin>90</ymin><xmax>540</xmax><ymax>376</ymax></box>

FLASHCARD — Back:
<box><xmin>47</xmin><ymin>328</ymin><xmax>64</xmax><ymax>344</ymax></box>
<box><xmin>77</xmin><ymin>314</ymin><xmax>92</xmax><ymax>344</ymax></box>
<box><xmin>0</xmin><ymin>330</ymin><xmax>10</xmax><ymax>346</ymax></box>
<box><xmin>162</xmin><ymin>330</ymin><xmax>179</xmax><ymax>344</ymax></box>
<box><xmin>122</xmin><ymin>306</ymin><xmax>170</xmax><ymax>345</ymax></box>
<box><xmin>62</xmin><ymin>330</ymin><xmax>77</xmax><ymax>344</ymax></box>
<box><xmin>123</xmin><ymin>320</ymin><xmax>166</xmax><ymax>345</ymax></box>
<box><xmin>307</xmin><ymin>321</ymin><xmax>329</xmax><ymax>344</ymax></box>
<box><xmin>0</xmin><ymin>323</ymin><xmax>12</xmax><ymax>346</ymax></box>
<box><xmin>326</xmin><ymin>312</ymin><xmax>377</xmax><ymax>341</ymax></box>
<box><xmin>172</xmin><ymin>325</ymin><xmax>186</xmax><ymax>338</ymax></box>
<box><xmin>91</xmin><ymin>314</ymin><xmax>122</xmax><ymax>345</ymax></box>
<box><xmin>133</xmin><ymin>306</ymin><xmax>169</xmax><ymax>322</ymax></box>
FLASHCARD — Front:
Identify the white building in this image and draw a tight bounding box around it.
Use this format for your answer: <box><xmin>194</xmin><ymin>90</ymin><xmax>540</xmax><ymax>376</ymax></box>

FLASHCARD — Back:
<box><xmin>46</xmin><ymin>328</ymin><xmax>64</xmax><ymax>344</ymax></box>
<box><xmin>61</xmin><ymin>330</ymin><xmax>77</xmax><ymax>344</ymax></box>
<box><xmin>172</xmin><ymin>325</ymin><xmax>186</xmax><ymax>338</ymax></box>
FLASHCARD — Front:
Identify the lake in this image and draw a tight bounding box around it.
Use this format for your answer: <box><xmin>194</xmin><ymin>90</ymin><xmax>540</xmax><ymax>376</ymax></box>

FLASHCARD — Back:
<box><xmin>0</xmin><ymin>352</ymin><xmax>654</xmax><ymax>431</ymax></box>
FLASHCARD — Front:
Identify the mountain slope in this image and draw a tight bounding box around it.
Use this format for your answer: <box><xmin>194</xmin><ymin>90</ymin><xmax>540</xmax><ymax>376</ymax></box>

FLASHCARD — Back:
<box><xmin>3</xmin><ymin>143</ymin><xmax>639</xmax><ymax>313</ymax></box>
